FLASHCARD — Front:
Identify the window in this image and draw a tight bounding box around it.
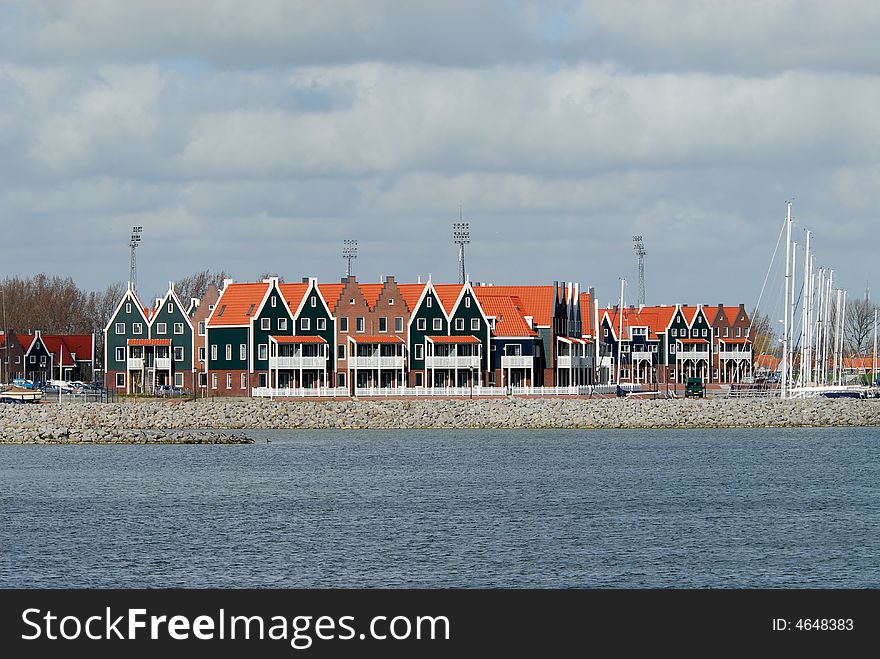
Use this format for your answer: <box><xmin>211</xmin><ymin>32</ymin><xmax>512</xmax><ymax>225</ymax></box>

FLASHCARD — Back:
<box><xmin>258</xmin><ymin>373</ymin><xmax>267</xmax><ymax>388</ymax></box>
<box><xmin>389</xmin><ymin>298</ymin><xmax>394</xmax><ymax>305</ymax></box>
<box><xmin>317</xmin><ymin>318</ymin><xmax>326</xmax><ymax>331</ymax></box>
<box><xmin>133</xmin><ymin>323</ymin><xmax>143</xmax><ymax>335</ymax></box>
<box><xmin>736</xmin><ymin>327</ymin><xmax>742</xmax><ymax>337</ymax></box>
<box><xmin>356</xmin><ymin>317</ymin><xmax>364</xmax><ymax>333</ymax></box>
<box><xmin>271</xmin><ymin>297</ymin><xmax>276</xmax><ymax>308</ymax></box>
<box><xmin>414</xmin><ymin>372</ymin><xmax>423</xmax><ymax>387</ymax></box>
<box><xmin>246</xmin><ymin>304</ymin><xmax>255</xmax><ymax>317</ymax></box>
<box><xmin>395</xmin><ymin>317</ymin><xmax>403</xmax><ymax>332</ymax></box>
<box><xmin>240</xmin><ymin>344</ymin><xmax>247</xmax><ymax>360</ymax></box>
<box><xmin>433</xmin><ymin>318</ymin><xmax>442</xmax><ymax>331</ymax></box>
<box><xmin>301</xmin><ymin>317</ymin><xmax>311</xmax><ymax>331</ymax></box>
<box><xmin>415</xmin><ymin>344</ymin><xmax>424</xmax><ymax>359</ymax></box>
<box><xmin>199</xmin><ymin>373</ymin><xmax>207</xmax><ymax>387</ymax></box>
<box><xmin>261</xmin><ymin>318</ymin><xmax>270</xmax><ymax>331</ymax></box>
<box><xmin>491</xmin><ymin>344</ymin><xmax>497</xmax><ymax>352</ymax></box>
<box><xmin>349</xmin><ymin>299</ymin><xmax>355</xmax><ymax>305</ymax></box>
<box><xmin>337</xmin><ymin>373</ymin><xmax>346</xmax><ymax>387</ymax></box>
<box><xmin>379</xmin><ymin>317</ymin><xmax>387</xmax><ymax>332</ymax></box>
<box><xmin>225</xmin><ymin>344</ymin><xmax>232</xmax><ymax>360</ymax></box>
<box><xmin>198</xmin><ymin>347</ymin><xmax>205</xmax><ymax>362</ymax></box>
<box><xmin>116</xmin><ymin>347</ymin><xmax>125</xmax><ymax>362</ymax></box>
<box><xmin>417</xmin><ymin>318</ymin><xmax>426</xmax><ymax>331</ymax></box>
<box><xmin>15</xmin><ymin>356</ymin><xmax>21</xmax><ymax>364</ymax></box>
<box><xmin>311</xmin><ymin>297</ymin><xmax>316</xmax><ymax>308</ymax></box>
<box><xmin>604</xmin><ymin>328</ymin><xmax>609</xmax><ymax>337</ymax></box>
<box><xmin>156</xmin><ymin>323</ymin><xmax>167</xmax><ymax>335</ymax></box>
<box><xmin>650</xmin><ymin>344</ymin><xmax>658</xmax><ymax>352</ymax></box>
<box><xmin>278</xmin><ymin>318</ymin><xmax>287</xmax><ymax>331</ymax></box>
<box><xmin>338</xmin><ymin>344</ymin><xmax>346</xmax><ymax>360</ymax></box>
<box><xmin>211</xmin><ymin>373</ymin><xmax>217</xmax><ymax>389</ymax></box>
<box><xmin>211</xmin><ymin>345</ymin><xmax>218</xmax><ymax>361</ymax></box>
<box><xmin>724</xmin><ymin>327</ymin><xmax>729</xmax><ymax>337</ymax></box>
<box><xmin>455</xmin><ymin>318</ymin><xmax>464</xmax><ymax>331</ymax></box>
<box><xmin>125</xmin><ymin>303</ymin><xmax>131</xmax><ymax>313</ymax></box>
<box><xmin>745</xmin><ymin>328</ymin><xmax>750</xmax><ymax>337</ymax></box>
<box><xmin>174</xmin><ymin>323</ymin><xmax>184</xmax><ymax>335</ymax></box>
<box><xmin>471</xmin><ymin>318</ymin><xmax>480</xmax><ymax>331</ymax></box>
<box><xmin>340</xmin><ymin>317</ymin><xmax>349</xmax><ymax>332</ymax></box>
<box><xmin>427</xmin><ymin>297</ymin><xmax>432</xmax><ymax>308</ymax></box>
<box><xmin>226</xmin><ymin>373</ymin><xmax>232</xmax><ymax>389</ymax></box>
<box><xmin>116</xmin><ymin>322</ymin><xmax>125</xmax><ymax>335</ymax></box>
<box><xmin>488</xmin><ymin>372</ymin><xmax>496</xmax><ymax>385</ymax></box>
<box><xmin>465</xmin><ymin>297</ymin><xmax>472</xmax><ymax>309</ymax></box>
<box><xmin>39</xmin><ymin>356</ymin><xmax>46</xmax><ymax>366</ymax></box>
<box><xmin>198</xmin><ymin>321</ymin><xmax>205</xmax><ymax>336</ymax></box>
<box><xmin>714</xmin><ymin>327</ymin><xmax>719</xmax><ymax>336</ymax></box>
<box><xmin>670</xmin><ymin>344</ymin><xmax>676</xmax><ymax>354</ymax></box>
<box><xmin>241</xmin><ymin>373</ymin><xmax>247</xmax><ymax>390</ymax></box>
<box><xmin>174</xmin><ymin>347</ymin><xmax>184</xmax><ymax>361</ymax></box>
<box><xmin>621</xmin><ymin>344</ymin><xmax>630</xmax><ymax>352</ymax></box>
<box><xmin>701</xmin><ymin>329</ymin><xmax>707</xmax><ymax>337</ymax></box>
<box><xmin>175</xmin><ymin>372</ymin><xmax>183</xmax><ymax>386</ymax></box>
<box><xmin>116</xmin><ymin>373</ymin><xmax>125</xmax><ymax>387</ymax></box>
<box><xmin>258</xmin><ymin>344</ymin><xmax>267</xmax><ymax>360</ymax></box>
<box><xmin>30</xmin><ymin>356</ymin><xmax>35</xmax><ymax>364</ymax></box>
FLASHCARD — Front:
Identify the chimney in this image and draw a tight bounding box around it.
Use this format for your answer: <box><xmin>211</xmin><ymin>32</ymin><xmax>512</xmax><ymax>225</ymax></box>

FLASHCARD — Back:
<box><xmin>222</xmin><ymin>278</ymin><xmax>233</xmax><ymax>291</ymax></box>
<box><xmin>385</xmin><ymin>275</ymin><xmax>395</xmax><ymax>284</ymax></box>
<box><xmin>169</xmin><ymin>281</ymin><xmax>175</xmax><ymax>292</ymax></box>
<box><xmin>418</xmin><ymin>275</ymin><xmax>422</xmax><ymax>284</ymax></box>
<box><xmin>302</xmin><ymin>277</ymin><xmax>309</xmax><ymax>283</ymax></box>
<box><xmin>191</xmin><ymin>298</ymin><xmax>199</xmax><ymax>309</ymax></box>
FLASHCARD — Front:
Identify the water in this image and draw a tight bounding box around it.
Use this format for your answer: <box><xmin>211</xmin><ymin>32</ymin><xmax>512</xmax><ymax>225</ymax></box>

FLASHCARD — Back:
<box><xmin>2</xmin><ymin>428</ymin><xmax>879</xmax><ymax>588</ymax></box>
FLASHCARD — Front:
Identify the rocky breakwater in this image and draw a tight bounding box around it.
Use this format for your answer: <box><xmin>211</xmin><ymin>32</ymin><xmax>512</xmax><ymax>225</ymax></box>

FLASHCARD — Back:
<box><xmin>1</xmin><ymin>397</ymin><xmax>879</xmax><ymax>436</ymax></box>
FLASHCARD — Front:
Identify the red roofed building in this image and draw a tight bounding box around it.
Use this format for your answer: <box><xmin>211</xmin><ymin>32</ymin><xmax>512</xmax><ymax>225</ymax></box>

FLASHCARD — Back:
<box><xmin>3</xmin><ymin>330</ymin><xmax>95</xmax><ymax>383</ymax></box>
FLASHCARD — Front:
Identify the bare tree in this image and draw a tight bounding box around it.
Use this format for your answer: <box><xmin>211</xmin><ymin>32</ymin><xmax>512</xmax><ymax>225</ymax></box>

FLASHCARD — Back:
<box><xmin>749</xmin><ymin>310</ymin><xmax>775</xmax><ymax>357</ymax></box>
<box><xmin>845</xmin><ymin>296</ymin><xmax>878</xmax><ymax>356</ymax></box>
<box><xmin>256</xmin><ymin>272</ymin><xmax>285</xmax><ymax>282</ymax></box>
<box><xmin>174</xmin><ymin>269</ymin><xmax>230</xmax><ymax>304</ymax></box>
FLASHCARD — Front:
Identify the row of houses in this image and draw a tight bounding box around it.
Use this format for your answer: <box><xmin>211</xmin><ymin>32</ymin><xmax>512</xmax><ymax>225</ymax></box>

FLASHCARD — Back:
<box><xmin>0</xmin><ymin>331</ymin><xmax>95</xmax><ymax>383</ymax></box>
<box><xmin>100</xmin><ymin>275</ymin><xmax>757</xmax><ymax>396</ymax></box>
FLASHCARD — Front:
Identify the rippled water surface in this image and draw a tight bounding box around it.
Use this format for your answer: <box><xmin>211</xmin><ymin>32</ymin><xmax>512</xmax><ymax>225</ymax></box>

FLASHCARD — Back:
<box><xmin>2</xmin><ymin>428</ymin><xmax>879</xmax><ymax>587</ymax></box>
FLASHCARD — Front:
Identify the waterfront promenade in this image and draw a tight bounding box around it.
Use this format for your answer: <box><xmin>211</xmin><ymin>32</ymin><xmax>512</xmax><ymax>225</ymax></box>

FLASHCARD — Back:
<box><xmin>2</xmin><ymin>398</ymin><xmax>880</xmax><ymax>442</ymax></box>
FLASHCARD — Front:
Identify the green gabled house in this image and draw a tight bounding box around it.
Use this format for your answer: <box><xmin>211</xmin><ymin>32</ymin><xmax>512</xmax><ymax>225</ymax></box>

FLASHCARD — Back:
<box><xmin>148</xmin><ymin>282</ymin><xmax>195</xmax><ymax>391</ymax></box>
<box><xmin>103</xmin><ymin>284</ymin><xmax>151</xmax><ymax>393</ymax></box>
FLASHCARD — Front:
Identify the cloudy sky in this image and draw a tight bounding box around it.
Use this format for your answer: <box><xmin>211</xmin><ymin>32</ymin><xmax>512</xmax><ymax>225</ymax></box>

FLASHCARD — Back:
<box><xmin>1</xmin><ymin>1</ymin><xmax>878</xmax><ymax>310</ymax></box>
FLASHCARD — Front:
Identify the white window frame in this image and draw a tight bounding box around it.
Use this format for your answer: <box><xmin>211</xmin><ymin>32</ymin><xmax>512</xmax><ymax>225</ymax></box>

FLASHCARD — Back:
<box><xmin>226</xmin><ymin>373</ymin><xmax>232</xmax><ymax>389</ymax></box>
<box><xmin>433</xmin><ymin>318</ymin><xmax>442</xmax><ymax>331</ymax></box>
<box><xmin>301</xmin><ymin>317</ymin><xmax>311</xmax><ymax>331</ymax></box>
<box><xmin>465</xmin><ymin>297</ymin><xmax>471</xmax><ymax>308</ymax></box>
<box><xmin>211</xmin><ymin>373</ymin><xmax>218</xmax><ymax>389</ymax></box>
<box><xmin>427</xmin><ymin>297</ymin><xmax>432</xmax><ymax>308</ymax></box>
<box><xmin>211</xmin><ymin>345</ymin><xmax>218</xmax><ymax>361</ymax></box>
<box><xmin>241</xmin><ymin>373</ymin><xmax>247</xmax><ymax>389</ymax></box>
<box><xmin>278</xmin><ymin>317</ymin><xmax>287</xmax><ymax>331</ymax></box>
<box><xmin>356</xmin><ymin>317</ymin><xmax>364</xmax><ymax>333</ymax></box>
<box><xmin>174</xmin><ymin>372</ymin><xmax>183</xmax><ymax>387</ymax></box>
<box><xmin>198</xmin><ymin>321</ymin><xmax>205</xmax><ymax>336</ymax></box>
<box><xmin>258</xmin><ymin>344</ymin><xmax>268</xmax><ymax>360</ymax></box>
<box><xmin>174</xmin><ymin>346</ymin><xmax>184</xmax><ymax>361</ymax></box>
<box><xmin>125</xmin><ymin>303</ymin><xmax>131</xmax><ymax>313</ymax></box>
<box><xmin>415</xmin><ymin>344</ymin><xmax>424</xmax><ymax>359</ymax></box>
<box><xmin>395</xmin><ymin>317</ymin><xmax>403</xmax><ymax>333</ymax></box>
<box><xmin>116</xmin><ymin>322</ymin><xmax>125</xmax><ymax>335</ymax></box>
<box><xmin>338</xmin><ymin>344</ymin><xmax>346</xmax><ymax>360</ymax></box>
<box><xmin>455</xmin><ymin>318</ymin><xmax>465</xmax><ymax>331</ymax></box>
<box><xmin>261</xmin><ymin>318</ymin><xmax>271</xmax><ymax>331</ymax></box>
<box><xmin>116</xmin><ymin>373</ymin><xmax>125</xmax><ymax>387</ymax></box>
<box><xmin>198</xmin><ymin>347</ymin><xmax>205</xmax><ymax>362</ymax></box>
<box><xmin>240</xmin><ymin>344</ymin><xmax>247</xmax><ymax>360</ymax></box>
<box><xmin>225</xmin><ymin>344</ymin><xmax>232</xmax><ymax>361</ymax></box>
<box><xmin>271</xmin><ymin>297</ymin><xmax>277</xmax><ymax>308</ymax></box>
<box><xmin>379</xmin><ymin>317</ymin><xmax>387</xmax><ymax>332</ymax></box>
<box><xmin>156</xmin><ymin>323</ymin><xmax>167</xmax><ymax>335</ymax></box>
<box><xmin>174</xmin><ymin>323</ymin><xmax>184</xmax><ymax>335</ymax></box>
<box><xmin>317</xmin><ymin>318</ymin><xmax>326</xmax><ymax>331</ymax></box>
<box><xmin>311</xmin><ymin>297</ymin><xmax>316</xmax><ymax>308</ymax></box>
<box><xmin>116</xmin><ymin>347</ymin><xmax>125</xmax><ymax>362</ymax></box>
<box><xmin>417</xmin><ymin>318</ymin><xmax>426</xmax><ymax>331</ymax></box>
<box><xmin>471</xmin><ymin>318</ymin><xmax>479</xmax><ymax>331</ymax></box>
<box><xmin>133</xmin><ymin>323</ymin><xmax>143</xmax><ymax>335</ymax></box>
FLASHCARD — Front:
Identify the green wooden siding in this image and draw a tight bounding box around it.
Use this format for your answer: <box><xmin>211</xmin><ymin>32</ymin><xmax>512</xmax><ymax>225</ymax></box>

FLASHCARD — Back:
<box><xmin>448</xmin><ymin>289</ymin><xmax>489</xmax><ymax>370</ymax></box>
<box><xmin>150</xmin><ymin>293</ymin><xmax>193</xmax><ymax>371</ymax></box>
<box><xmin>252</xmin><ymin>286</ymin><xmax>293</xmax><ymax>370</ymax></box>
<box><xmin>105</xmin><ymin>291</ymin><xmax>148</xmax><ymax>371</ymax></box>
<box><xmin>409</xmin><ymin>289</ymin><xmax>447</xmax><ymax>368</ymax></box>
<box><xmin>207</xmin><ymin>326</ymin><xmax>249</xmax><ymax>370</ymax></box>
<box><xmin>294</xmin><ymin>287</ymin><xmax>336</xmax><ymax>368</ymax></box>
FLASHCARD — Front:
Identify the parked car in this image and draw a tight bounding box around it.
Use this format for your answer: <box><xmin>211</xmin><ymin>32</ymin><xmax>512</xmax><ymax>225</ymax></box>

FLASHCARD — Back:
<box><xmin>157</xmin><ymin>385</ymin><xmax>188</xmax><ymax>397</ymax></box>
<box><xmin>684</xmin><ymin>377</ymin><xmax>705</xmax><ymax>398</ymax></box>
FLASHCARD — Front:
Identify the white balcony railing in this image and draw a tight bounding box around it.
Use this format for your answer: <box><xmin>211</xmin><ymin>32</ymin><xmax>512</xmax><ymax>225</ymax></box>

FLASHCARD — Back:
<box><xmin>154</xmin><ymin>357</ymin><xmax>172</xmax><ymax>370</ymax></box>
<box><xmin>349</xmin><ymin>355</ymin><xmax>406</xmax><ymax>369</ymax></box>
<box><xmin>501</xmin><ymin>355</ymin><xmax>533</xmax><ymax>369</ymax></box>
<box><xmin>676</xmin><ymin>350</ymin><xmax>709</xmax><ymax>360</ymax></box>
<box><xmin>269</xmin><ymin>355</ymin><xmax>326</xmax><ymax>369</ymax></box>
<box><xmin>719</xmin><ymin>350</ymin><xmax>751</xmax><ymax>360</ymax></box>
<box><xmin>631</xmin><ymin>351</ymin><xmax>655</xmax><ymax>362</ymax></box>
<box><xmin>557</xmin><ymin>355</ymin><xmax>591</xmax><ymax>368</ymax></box>
<box><xmin>425</xmin><ymin>355</ymin><xmax>481</xmax><ymax>369</ymax></box>
<box><xmin>127</xmin><ymin>357</ymin><xmax>144</xmax><ymax>369</ymax></box>
<box><xmin>252</xmin><ymin>386</ymin><xmax>347</xmax><ymax>398</ymax></box>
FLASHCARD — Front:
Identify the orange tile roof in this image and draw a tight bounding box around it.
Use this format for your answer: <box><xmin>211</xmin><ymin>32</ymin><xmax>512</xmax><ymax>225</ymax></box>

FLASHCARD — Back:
<box><xmin>755</xmin><ymin>354</ymin><xmax>781</xmax><ymax>370</ymax></box>
<box><xmin>41</xmin><ymin>336</ymin><xmax>78</xmax><ymax>365</ymax></box>
<box><xmin>427</xmin><ymin>335</ymin><xmax>481</xmax><ymax>344</ymax></box>
<box><xmin>359</xmin><ymin>284</ymin><xmax>385</xmax><ymax>310</ymax></box>
<box><xmin>432</xmin><ymin>284</ymin><xmax>464</xmax><ymax>315</ymax></box>
<box><xmin>348</xmin><ymin>335</ymin><xmax>405</xmax><ymax>344</ymax></box>
<box><xmin>579</xmin><ymin>292</ymin><xmax>593</xmax><ymax>336</ymax></box>
<box><xmin>317</xmin><ymin>283</ymin><xmax>345</xmax><ymax>311</ymax></box>
<box><xmin>17</xmin><ymin>334</ymin><xmax>36</xmax><ymax>351</ymax></box>
<box><xmin>678</xmin><ymin>338</ymin><xmax>709</xmax><ymax>344</ymax></box>
<box><xmin>473</xmin><ymin>286</ymin><xmax>556</xmax><ymax>326</ymax></box>
<box><xmin>279</xmin><ymin>282</ymin><xmax>309</xmax><ymax>313</ymax></box>
<box><xmin>209</xmin><ymin>282</ymin><xmax>269</xmax><ymax>327</ymax></box>
<box><xmin>128</xmin><ymin>339</ymin><xmax>172</xmax><ymax>346</ymax></box>
<box><xmin>474</xmin><ymin>292</ymin><xmax>536</xmax><ymax>337</ymax></box>
<box><xmin>397</xmin><ymin>283</ymin><xmax>427</xmax><ymax>312</ymax></box>
<box><xmin>272</xmin><ymin>335</ymin><xmax>326</xmax><ymax>344</ymax></box>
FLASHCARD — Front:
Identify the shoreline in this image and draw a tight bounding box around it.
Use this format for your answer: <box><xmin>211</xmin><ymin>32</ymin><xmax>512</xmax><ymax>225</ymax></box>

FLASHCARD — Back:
<box><xmin>2</xmin><ymin>398</ymin><xmax>880</xmax><ymax>442</ymax></box>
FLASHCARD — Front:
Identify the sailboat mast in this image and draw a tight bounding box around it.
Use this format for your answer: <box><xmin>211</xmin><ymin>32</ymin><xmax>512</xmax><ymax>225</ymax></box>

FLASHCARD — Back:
<box><xmin>789</xmin><ymin>243</ymin><xmax>797</xmax><ymax>388</ymax></box>
<box><xmin>781</xmin><ymin>202</ymin><xmax>792</xmax><ymax>399</ymax></box>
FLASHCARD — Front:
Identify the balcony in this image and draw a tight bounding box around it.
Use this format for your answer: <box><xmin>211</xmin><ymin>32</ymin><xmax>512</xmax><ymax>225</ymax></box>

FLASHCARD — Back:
<box><xmin>557</xmin><ymin>355</ymin><xmax>591</xmax><ymax>368</ymax></box>
<box><xmin>127</xmin><ymin>357</ymin><xmax>144</xmax><ymax>369</ymax></box>
<box><xmin>349</xmin><ymin>355</ymin><xmax>406</xmax><ymax>369</ymax></box>
<box><xmin>425</xmin><ymin>355</ymin><xmax>481</xmax><ymax>369</ymax></box>
<box><xmin>676</xmin><ymin>349</ymin><xmax>709</xmax><ymax>360</ymax></box>
<box><xmin>630</xmin><ymin>350</ymin><xmax>655</xmax><ymax>362</ymax></box>
<box><xmin>269</xmin><ymin>355</ymin><xmax>326</xmax><ymax>369</ymax></box>
<box><xmin>719</xmin><ymin>349</ymin><xmax>751</xmax><ymax>360</ymax></box>
<box><xmin>501</xmin><ymin>355</ymin><xmax>534</xmax><ymax>369</ymax></box>
<box><xmin>154</xmin><ymin>357</ymin><xmax>172</xmax><ymax>370</ymax></box>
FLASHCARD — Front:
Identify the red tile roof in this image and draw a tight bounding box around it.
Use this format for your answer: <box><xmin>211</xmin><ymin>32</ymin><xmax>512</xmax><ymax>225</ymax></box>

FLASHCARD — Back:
<box><xmin>359</xmin><ymin>284</ymin><xmax>385</xmax><ymax>310</ymax></box>
<box><xmin>579</xmin><ymin>292</ymin><xmax>593</xmax><ymax>336</ymax></box>
<box><xmin>0</xmin><ymin>335</ymin><xmax>4</xmax><ymax>348</ymax></box>
<box><xmin>755</xmin><ymin>354</ymin><xmax>781</xmax><ymax>370</ymax></box>
<box><xmin>432</xmin><ymin>284</ymin><xmax>465</xmax><ymax>315</ymax></box>
<box><xmin>473</xmin><ymin>286</ymin><xmax>556</xmax><ymax>326</ymax></box>
<box><xmin>272</xmin><ymin>335</ymin><xmax>326</xmax><ymax>344</ymax></box>
<box><xmin>397</xmin><ymin>283</ymin><xmax>428</xmax><ymax>312</ymax></box>
<box><xmin>128</xmin><ymin>339</ymin><xmax>172</xmax><ymax>346</ymax></box>
<box><xmin>473</xmin><ymin>291</ymin><xmax>536</xmax><ymax>337</ymax></box>
<box><xmin>317</xmin><ymin>283</ymin><xmax>345</xmax><ymax>311</ymax></box>
<box><xmin>279</xmin><ymin>282</ymin><xmax>309</xmax><ymax>314</ymax></box>
<box><xmin>427</xmin><ymin>335</ymin><xmax>481</xmax><ymax>344</ymax></box>
<box><xmin>348</xmin><ymin>335</ymin><xmax>405</xmax><ymax>344</ymax></box>
<box><xmin>41</xmin><ymin>336</ymin><xmax>80</xmax><ymax>365</ymax></box>
<box><xmin>209</xmin><ymin>282</ymin><xmax>270</xmax><ymax>327</ymax></box>
<box><xmin>17</xmin><ymin>334</ymin><xmax>36</xmax><ymax>351</ymax></box>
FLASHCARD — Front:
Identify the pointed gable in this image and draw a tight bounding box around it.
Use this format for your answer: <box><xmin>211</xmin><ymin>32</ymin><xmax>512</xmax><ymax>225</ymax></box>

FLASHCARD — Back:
<box><xmin>397</xmin><ymin>283</ymin><xmax>428</xmax><ymax>312</ymax></box>
<box><xmin>208</xmin><ymin>282</ymin><xmax>270</xmax><ymax>327</ymax></box>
